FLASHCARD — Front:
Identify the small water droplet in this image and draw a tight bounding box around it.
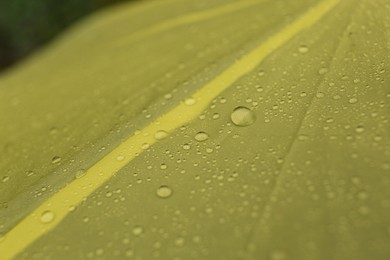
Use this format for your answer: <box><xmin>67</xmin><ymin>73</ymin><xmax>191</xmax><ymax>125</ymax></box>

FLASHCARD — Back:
<box><xmin>326</xmin><ymin>118</ymin><xmax>334</xmax><ymax>123</ymax></box>
<box><xmin>155</xmin><ymin>130</ymin><xmax>169</xmax><ymax>140</ymax></box>
<box><xmin>40</xmin><ymin>210</ymin><xmax>55</xmax><ymax>223</ymax></box>
<box><xmin>382</xmin><ymin>163</ymin><xmax>390</xmax><ymax>170</ymax></box>
<box><xmin>298</xmin><ymin>45</ymin><xmax>309</xmax><ymax>53</ymax></box>
<box><xmin>357</xmin><ymin>191</ymin><xmax>368</xmax><ymax>200</ymax></box>
<box><xmin>125</xmin><ymin>249</ymin><xmax>134</xmax><ymax>258</ymax></box>
<box><xmin>96</xmin><ymin>248</ymin><xmax>104</xmax><ymax>256</ymax></box>
<box><xmin>75</xmin><ymin>169</ymin><xmax>86</xmax><ymax>179</ymax></box>
<box><xmin>174</xmin><ymin>237</ymin><xmax>185</xmax><ymax>247</ymax></box>
<box><xmin>318</xmin><ymin>68</ymin><xmax>328</xmax><ymax>75</ymax></box>
<box><xmin>182</xmin><ymin>144</ymin><xmax>191</xmax><ymax>150</ymax></box>
<box><xmin>194</xmin><ymin>132</ymin><xmax>209</xmax><ymax>142</ymax></box>
<box><xmin>141</xmin><ymin>143</ymin><xmax>150</xmax><ymax>149</ymax></box>
<box><xmin>26</xmin><ymin>170</ymin><xmax>35</xmax><ymax>177</ymax></box>
<box><xmin>49</xmin><ymin>127</ymin><xmax>58</xmax><ymax>135</ymax></box>
<box><xmin>230</xmin><ymin>106</ymin><xmax>256</xmax><ymax>127</ymax></box>
<box><xmin>355</xmin><ymin>125</ymin><xmax>364</xmax><ymax>133</ymax></box>
<box><xmin>156</xmin><ymin>185</ymin><xmax>173</xmax><ymax>199</ymax></box>
<box><xmin>160</xmin><ymin>163</ymin><xmax>167</xmax><ymax>170</ymax></box>
<box><xmin>358</xmin><ymin>206</ymin><xmax>370</xmax><ymax>215</ymax></box>
<box><xmin>184</xmin><ymin>97</ymin><xmax>196</xmax><ymax>105</ymax></box>
<box><xmin>51</xmin><ymin>156</ymin><xmax>61</xmax><ymax>164</ymax></box>
<box><xmin>206</xmin><ymin>148</ymin><xmax>214</xmax><ymax>153</ymax></box>
<box><xmin>117</xmin><ymin>155</ymin><xmax>125</xmax><ymax>161</ymax></box>
<box><xmin>132</xmin><ymin>225</ymin><xmax>144</xmax><ymax>236</ymax></box>
<box><xmin>349</xmin><ymin>97</ymin><xmax>358</xmax><ymax>104</ymax></box>
<box><xmin>270</xmin><ymin>250</ymin><xmax>287</xmax><ymax>260</ymax></box>
<box><xmin>2</xmin><ymin>176</ymin><xmax>9</xmax><ymax>183</ymax></box>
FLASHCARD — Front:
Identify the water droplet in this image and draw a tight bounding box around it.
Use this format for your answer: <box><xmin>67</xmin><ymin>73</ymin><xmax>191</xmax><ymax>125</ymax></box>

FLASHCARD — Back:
<box><xmin>174</xmin><ymin>237</ymin><xmax>185</xmax><ymax>247</ymax></box>
<box><xmin>96</xmin><ymin>248</ymin><xmax>104</xmax><ymax>256</ymax></box>
<box><xmin>51</xmin><ymin>156</ymin><xmax>61</xmax><ymax>164</ymax></box>
<box><xmin>184</xmin><ymin>97</ymin><xmax>196</xmax><ymax>105</ymax></box>
<box><xmin>40</xmin><ymin>210</ymin><xmax>55</xmax><ymax>223</ymax></box>
<box><xmin>349</xmin><ymin>97</ymin><xmax>358</xmax><ymax>104</ymax></box>
<box><xmin>155</xmin><ymin>130</ymin><xmax>169</xmax><ymax>140</ymax></box>
<box><xmin>326</xmin><ymin>118</ymin><xmax>334</xmax><ymax>123</ymax></box>
<box><xmin>206</xmin><ymin>148</ymin><xmax>214</xmax><ymax>153</ymax></box>
<box><xmin>132</xmin><ymin>225</ymin><xmax>144</xmax><ymax>236</ymax></box>
<box><xmin>230</xmin><ymin>106</ymin><xmax>256</xmax><ymax>127</ymax></box>
<box><xmin>382</xmin><ymin>163</ymin><xmax>390</xmax><ymax>170</ymax></box>
<box><xmin>160</xmin><ymin>163</ymin><xmax>167</xmax><ymax>170</ymax></box>
<box><xmin>2</xmin><ymin>176</ymin><xmax>9</xmax><ymax>183</ymax></box>
<box><xmin>141</xmin><ymin>143</ymin><xmax>150</xmax><ymax>149</ymax></box>
<box><xmin>125</xmin><ymin>249</ymin><xmax>134</xmax><ymax>258</ymax></box>
<box><xmin>26</xmin><ymin>170</ymin><xmax>35</xmax><ymax>177</ymax></box>
<box><xmin>49</xmin><ymin>127</ymin><xmax>58</xmax><ymax>135</ymax></box>
<box><xmin>353</xmin><ymin>78</ymin><xmax>360</xmax><ymax>84</ymax></box>
<box><xmin>117</xmin><ymin>155</ymin><xmax>125</xmax><ymax>161</ymax></box>
<box><xmin>298</xmin><ymin>45</ymin><xmax>309</xmax><ymax>53</ymax></box>
<box><xmin>194</xmin><ymin>132</ymin><xmax>209</xmax><ymax>142</ymax></box>
<box><xmin>358</xmin><ymin>206</ymin><xmax>370</xmax><ymax>215</ymax></box>
<box><xmin>182</xmin><ymin>144</ymin><xmax>191</xmax><ymax>150</ymax></box>
<box><xmin>357</xmin><ymin>191</ymin><xmax>368</xmax><ymax>200</ymax></box>
<box><xmin>318</xmin><ymin>68</ymin><xmax>328</xmax><ymax>75</ymax></box>
<box><xmin>156</xmin><ymin>185</ymin><xmax>173</xmax><ymax>199</ymax></box>
<box><xmin>75</xmin><ymin>169</ymin><xmax>86</xmax><ymax>179</ymax></box>
<box><xmin>270</xmin><ymin>250</ymin><xmax>287</xmax><ymax>260</ymax></box>
<box><xmin>355</xmin><ymin>125</ymin><xmax>364</xmax><ymax>133</ymax></box>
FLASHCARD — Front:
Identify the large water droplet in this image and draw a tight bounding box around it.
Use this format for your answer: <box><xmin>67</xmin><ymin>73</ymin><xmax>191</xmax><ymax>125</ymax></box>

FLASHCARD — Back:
<box><xmin>156</xmin><ymin>185</ymin><xmax>173</xmax><ymax>199</ymax></box>
<box><xmin>230</xmin><ymin>106</ymin><xmax>256</xmax><ymax>127</ymax></box>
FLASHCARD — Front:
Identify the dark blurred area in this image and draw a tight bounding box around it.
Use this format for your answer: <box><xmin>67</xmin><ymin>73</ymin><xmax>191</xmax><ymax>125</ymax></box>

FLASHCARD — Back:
<box><xmin>0</xmin><ymin>0</ymin><xmax>136</xmax><ymax>73</ymax></box>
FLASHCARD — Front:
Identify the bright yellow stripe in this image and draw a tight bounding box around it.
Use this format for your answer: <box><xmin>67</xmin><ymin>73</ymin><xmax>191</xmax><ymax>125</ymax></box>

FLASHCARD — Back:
<box><xmin>113</xmin><ymin>0</ymin><xmax>262</xmax><ymax>46</ymax></box>
<box><xmin>0</xmin><ymin>0</ymin><xmax>340</xmax><ymax>258</ymax></box>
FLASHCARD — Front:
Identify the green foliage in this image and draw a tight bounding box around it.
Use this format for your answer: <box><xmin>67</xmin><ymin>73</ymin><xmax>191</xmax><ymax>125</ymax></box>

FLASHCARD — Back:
<box><xmin>0</xmin><ymin>0</ymin><xmax>389</xmax><ymax>259</ymax></box>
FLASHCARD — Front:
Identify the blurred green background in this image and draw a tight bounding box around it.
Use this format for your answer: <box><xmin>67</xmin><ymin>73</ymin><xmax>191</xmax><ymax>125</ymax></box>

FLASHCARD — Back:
<box><xmin>0</xmin><ymin>0</ymin><xmax>137</xmax><ymax>72</ymax></box>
